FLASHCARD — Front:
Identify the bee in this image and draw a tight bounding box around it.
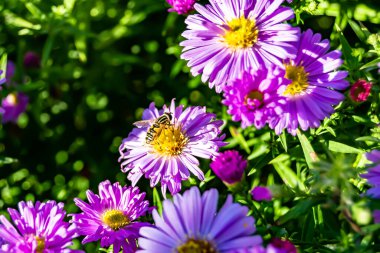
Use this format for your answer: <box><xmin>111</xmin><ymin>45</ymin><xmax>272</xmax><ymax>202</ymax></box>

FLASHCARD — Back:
<box><xmin>133</xmin><ymin>112</ymin><xmax>173</xmax><ymax>144</ymax></box>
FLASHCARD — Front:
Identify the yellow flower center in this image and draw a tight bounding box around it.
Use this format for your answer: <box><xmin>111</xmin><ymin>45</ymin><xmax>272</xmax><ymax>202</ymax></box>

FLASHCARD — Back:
<box><xmin>177</xmin><ymin>238</ymin><xmax>217</xmax><ymax>253</ymax></box>
<box><xmin>151</xmin><ymin>124</ymin><xmax>188</xmax><ymax>156</ymax></box>
<box><xmin>223</xmin><ymin>16</ymin><xmax>258</xmax><ymax>49</ymax></box>
<box><xmin>283</xmin><ymin>64</ymin><xmax>310</xmax><ymax>96</ymax></box>
<box><xmin>35</xmin><ymin>236</ymin><xmax>45</xmax><ymax>253</ymax></box>
<box><xmin>244</xmin><ymin>90</ymin><xmax>263</xmax><ymax>105</ymax></box>
<box><xmin>102</xmin><ymin>209</ymin><xmax>130</xmax><ymax>231</ymax></box>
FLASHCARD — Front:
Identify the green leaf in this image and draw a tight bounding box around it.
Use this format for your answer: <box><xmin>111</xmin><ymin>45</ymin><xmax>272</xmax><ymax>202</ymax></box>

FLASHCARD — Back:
<box><xmin>278</xmin><ymin>131</ymin><xmax>288</xmax><ymax>152</ymax></box>
<box><xmin>0</xmin><ymin>54</ymin><xmax>7</xmax><ymax>81</ymax></box>
<box><xmin>336</xmin><ymin>25</ymin><xmax>359</xmax><ymax>70</ymax></box>
<box><xmin>277</xmin><ymin>198</ymin><xmax>321</xmax><ymax>225</ymax></box>
<box><xmin>356</xmin><ymin>136</ymin><xmax>380</xmax><ymax>143</ymax></box>
<box><xmin>270</xmin><ymin>154</ymin><xmax>305</xmax><ymax>191</ymax></box>
<box><xmin>297</xmin><ymin>131</ymin><xmax>319</xmax><ymax>168</ymax></box>
<box><xmin>229</xmin><ymin>126</ymin><xmax>250</xmax><ymax>154</ymax></box>
<box><xmin>25</xmin><ymin>3</ymin><xmax>43</xmax><ymax>19</ymax></box>
<box><xmin>328</xmin><ymin>141</ymin><xmax>363</xmax><ymax>154</ymax></box>
<box><xmin>152</xmin><ymin>187</ymin><xmax>162</xmax><ymax>215</ymax></box>
<box><xmin>0</xmin><ymin>157</ymin><xmax>18</xmax><ymax>166</ymax></box>
<box><xmin>3</xmin><ymin>11</ymin><xmax>41</xmax><ymax>30</ymax></box>
<box><xmin>348</xmin><ymin>20</ymin><xmax>367</xmax><ymax>42</ymax></box>
<box><xmin>359</xmin><ymin>57</ymin><xmax>380</xmax><ymax>70</ymax></box>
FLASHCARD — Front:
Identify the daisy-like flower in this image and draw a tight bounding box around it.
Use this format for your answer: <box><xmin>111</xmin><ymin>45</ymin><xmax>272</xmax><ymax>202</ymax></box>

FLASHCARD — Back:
<box><xmin>71</xmin><ymin>180</ymin><xmax>151</xmax><ymax>253</ymax></box>
<box><xmin>268</xmin><ymin>29</ymin><xmax>349</xmax><ymax>135</ymax></box>
<box><xmin>180</xmin><ymin>0</ymin><xmax>299</xmax><ymax>92</ymax></box>
<box><xmin>118</xmin><ymin>99</ymin><xmax>225</xmax><ymax>195</ymax></box>
<box><xmin>138</xmin><ymin>187</ymin><xmax>262</xmax><ymax>252</ymax></box>
<box><xmin>0</xmin><ymin>200</ymin><xmax>82</xmax><ymax>253</ymax></box>
<box><xmin>210</xmin><ymin>150</ymin><xmax>247</xmax><ymax>185</ymax></box>
<box><xmin>222</xmin><ymin>67</ymin><xmax>286</xmax><ymax>129</ymax></box>
<box><xmin>361</xmin><ymin>150</ymin><xmax>380</xmax><ymax>199</ymax></box>
<box><xmin>1</xmin><ymin>92</ymin><xmax>29</xmax><ymax>123</ymax></box>
<box><xmin>166</xmin><ymin>0</ymin><xmax>196</xmax><ymax>15</ymax></box>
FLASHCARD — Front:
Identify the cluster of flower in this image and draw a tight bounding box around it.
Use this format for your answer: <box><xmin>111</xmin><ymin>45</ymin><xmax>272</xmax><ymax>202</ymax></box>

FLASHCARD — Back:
<box><xmin>0</xmin><ymin>181</ymin><xmax>289</xmax><ymax>252</ymax></box>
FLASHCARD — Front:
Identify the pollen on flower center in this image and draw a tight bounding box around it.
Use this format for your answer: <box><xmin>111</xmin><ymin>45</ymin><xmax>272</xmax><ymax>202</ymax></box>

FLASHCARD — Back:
<box><xmin>151</xmin><ymin>124</ymin><xmax>188</xmax><ymax>156</ymax></box>
<box><xmin>7</xmin><ymin>93</ymin><xmax>18</xmax><ymax>105</ymax></box>
<box><xmin>244</xmin><ymin>90</ymin><xmax>263</xmax><ymax>109</ymax></box>
<box><xmin>283</xmin><ymin>64</ymin><xmax>309</xmax><ymax>96</ymax></box>
<box><xmin>223</xmin><ymin>16</ymin><xmax>258</xmax><ymax>49</ymax></box>
<box><xmin>35</xmin><ymin>236</ymin><xmax>45</xmax><ymax>253</ymax></box>
<box><xmin>177</xmin><ymin>238</ymin><xmax>217</xmax><ymax>253</ymax></box>
<box><xmin>102</xmin><ymin>209</ymin><xmax>130</xmax><ymax>231</ymax></box>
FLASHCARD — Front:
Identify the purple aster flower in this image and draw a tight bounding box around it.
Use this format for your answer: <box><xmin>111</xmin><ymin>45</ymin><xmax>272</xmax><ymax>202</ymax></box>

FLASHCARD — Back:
<box><xmin>138</xmin><ymin>187</ymin><xmax>262</xmax><ymax>252</ymax></box>
<box><xmin>349</xmin><ymin>79</ymin><xmax>372</xmax><ymax>102</ymax></box>
<box><xmin>23</xmin><ymin>51</ymin><xmax>41</xmax><ymax>69</ymax></box>
<box><xmin>222</xmin><ymin>67</ymin><xmax>286</xmax><ymax>129</ymax></box>
<box><xmin>6</xmin><ymin>61</ymin><xmax>15</xmax><ymax>82</ymax></box>
<box><xmin>166</xmin><ymin>0</ymin><xmax>196</xmax><ymax>15</ymax></box>
<box><xmin>71</xmin><ymin>180</ymin><xmax>151</xmax><ymax>253</ymax></box>
<box><xmin>210</xmin><ymin>150</ymin><xmax>247</xmax><ymax>185</ymax></box>
<box><xmin>373</xmin><ymin>210</ymin><xmax>380</xmax><ymax>223</ymax></box>
<box><xmin>361</xmin><ymin>150</ymin><xmax>380</xmax><ymax>198</ymax></box>
<box><xmin>180</xmin><ymin>0</ymin><xmax>299</xmax><ymax>92</ymax></box>
<box><xmin>118</xmin><ymin>99</ymin><xmax>226</xmax><ymax>195</ymax></box>
<box><xmin>0</xmin><ymin>200</ymin><xmax>82</xmax><ymax>253</ymax></box>
<box><xmin>268</xmin><ymin>29</ymin><xmax>349</xmax><ymax>136</ymax></box>
<box><xmin>1</xmin><ymin>92</ymin><xmax>29</xmax><ymax>123</ymax></box>
<box><xmin>251</xmin><ymin>186</ymin><xmax>272</xmax><ymax>202</ymax></box>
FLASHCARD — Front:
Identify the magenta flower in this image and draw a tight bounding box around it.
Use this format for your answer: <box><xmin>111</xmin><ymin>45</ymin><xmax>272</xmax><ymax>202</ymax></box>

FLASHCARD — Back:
<box><xmin>210</xmin><ymin>150</ymin><xmax>247</xmax><ymax>185</ymax></box>
<box><xmin>268</xmin><ymin>29</ymin><xmax>349</xmax><ymax>136</ymax></box>
<box><xmin>361</xmin><ymin>150</ymin><xmax>380</xmax><ymax>199</ymax></box>
<box><xmin>180</xmin><ymin>0</ymin><xmax>299</xmax><ymax>92</ymax></box>
<box><xmin>251</xmin><ymin>186</ymin><xmax>272</xmax><ymax>202</ymax></box>
<box><xmin>0</xmin><ymin>200</ymin><xmax>82</xmax><ymax>253</ymax></box>
<box><xmin>166</xmin><ymin>0</ymin><xmax>196</xmax><ymax>15</ymax></box>
<box><xmin>118</xmin><ymin>99</ymin><xmax>225</xmax><ymax>195</ymax></box>
<box><xmin>222</xmin><ymin>67</ymin><xmax>286</xmax><ymax>129</ymax></box>
<box><xmin>138</xmin><ymin>187</ymin><xmax>262</xmax><ymax>252</ymax></box>
<box><xmin>267</xmin><ymin>238</ymin><xmax>297</xmax><ymax>253</ymax></box>
<box><xmin>349</xmin><ymin>79</ymin><xmax>372</xmax><ymax>102</ymax></box>
<box><xmin>23</xmin><ymin>51</ymin><xmax>41</xmax><ymax>69</ymax></box>
<box><xmin>71</xmin><ymin>180</ymin><xmax>151</xmax><ymax>253</ymax></box>
<box><xmin>1</xmin><ymin>92</ymin><xmax>29</xmax><ymax>123</ymax></box>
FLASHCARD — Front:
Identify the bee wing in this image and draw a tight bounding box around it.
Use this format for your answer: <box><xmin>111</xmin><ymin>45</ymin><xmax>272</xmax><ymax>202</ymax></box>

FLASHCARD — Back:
<box><xmin>133</xmin><ymin>119</ymin><xmax>153</xmax><ymax>128</ymax></box>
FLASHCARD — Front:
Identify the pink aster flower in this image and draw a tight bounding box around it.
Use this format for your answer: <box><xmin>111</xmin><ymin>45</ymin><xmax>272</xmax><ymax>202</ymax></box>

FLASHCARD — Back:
<box><xmin>251</xmin><ymin>186</ymin><xmax>272</xmax><ymax>202</ymax></box>
<box><xmin>118</xmin><ymin>99</ymin><xmax>226</xmax><ymax>195</ymax></box>
<box><xmin>268</xmin><ymin>29</ymin><xmax>349</xmax><ymax>135</ymax></box>
<box><xmin>361</xmin><ymin>150</ymin><xmax>380</xmax><ymax>199</ymax></box>
<box><xmin>71</xmin><ymin>180</ymin><xmax>151</xmax><ymax>253</ymax></box>
<box><xmin>349</xmin><ymin>79</ymin><xmax>372</xmax><ymax>102</ymax></box>
<box><xmin>0</xmin><ymin>200</ymin><xmax>82</xmax><ymax>253</ymax></box>
<box><xmin>1</xmin><ymin>92</ymin><xmax>29</xmax><ymax>123</ymax></box>
<box><xmin>210</xmin><ymin>150</ymin><xmax>247</xmax><ymax>185</ymax></box>
<box><xmin>166</xmin><ymin>0</ymin><xmax>196</xmax><ymax>15</ymax></box>
<box><xmin>222</xmin><ymin>67</ymin><xmax>286</xmax><ymax>129</ymax></box>
<box><xmin>180</xmin><ymin>0</ymin><xmax>299</xmax><ymax>92</ymax></box>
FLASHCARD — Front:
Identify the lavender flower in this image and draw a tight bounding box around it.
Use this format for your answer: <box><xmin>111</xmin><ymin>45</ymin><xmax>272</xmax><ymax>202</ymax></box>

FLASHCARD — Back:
<box><xmin>210</xmin><ymin>150</ymin><xmax>247</xmax><ymax>185</ymax></box>
<box><xmin>268</xmin><ymin>29</ymin><xmax>349</xmax><ymax>135</ymax></box>
<box><xmin>222</xmin><ymin>67</ymin><xmax>286</xmax><ymax>129</ymax></box>
<box><xmin>0</xmin><ymin>200</ymin><xmax>82</xmax><ymax>253</ymax></box>
<box><xmin>166</xmin><ymin>0</ymin><xmax>196</xmax><ymax>15</ymax></box>
<box><xmin>251</xmin><ymin>186</ymin><xmax>272</xmax><ymax>202</ymax></box>
<box><xmin>180</xmin><ymin>0</ymin><xmax>299</xmax><ymax>92</ymax></box>
<box><xmin>349</xmin><ymin>79</ymin><xmax>372</xmax><ymax>102</ymax></box>
<box><xmin>361</xmin><ymin>150</ymin><xmax>380</xmax><ymax>198</ymax></box>
<box><xmin>71</xmin><ymin>180</ymin><xmax>151</xmax><ymax>253</ymax></box>
<box><xmin>1</xmin><ymin>92</ymin><xmax>29</xmax><ymax>123</ymax></box>
<box><xmin>119</xmin><ymin>99</ymin><xmax>225</xmax><ymax>195</ymax></box>
<box><xmin>138</xmin><ymin>187</ymin><xmax>262</xmax><ymax>252</ymax></box>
